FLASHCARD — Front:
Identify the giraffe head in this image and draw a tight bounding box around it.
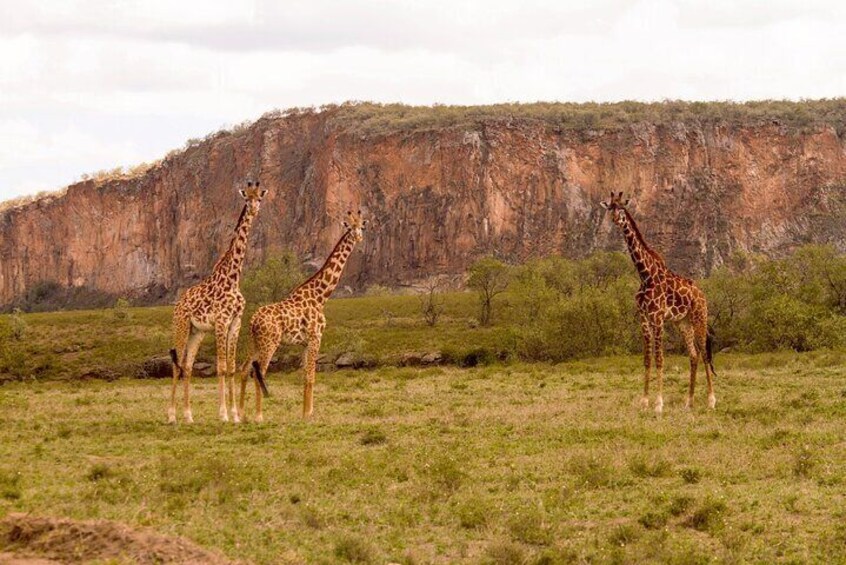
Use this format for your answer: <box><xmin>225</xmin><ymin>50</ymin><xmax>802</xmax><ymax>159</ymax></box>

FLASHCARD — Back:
<box><xmin>600</xmin><ymin>191</ymin><xmax>631</xmax><ymax>227</ymax></box>
<box><xmin>342</xmin><ymin>210</ymin><xmax>369</xmax><ymax>243</ymax></box>
<box><xmin>239</xmin><ymin>180</ymin><xmax>268</xmax><ymax>214</ymax></box>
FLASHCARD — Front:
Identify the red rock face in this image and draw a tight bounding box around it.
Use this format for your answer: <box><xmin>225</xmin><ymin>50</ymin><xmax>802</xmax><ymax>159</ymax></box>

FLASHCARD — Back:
<box><xmin>1</xmin><ymin>109</ymin><xmax>845</xmax><ymax>307</ymax></box>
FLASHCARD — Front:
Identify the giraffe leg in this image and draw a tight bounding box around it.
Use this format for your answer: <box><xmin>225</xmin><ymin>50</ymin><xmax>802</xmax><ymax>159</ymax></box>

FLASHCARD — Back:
<box><xmin>652</xmin><ymin>321</ymin><xmax>665</xmax><ymax>415</ymax></box>
<box><xmin>227</xmin><ymin>315</ymin><xmax>242</xmax><ymax>423</ymax></box>
<box><xmin>679</xmin><ymin>320</ymin><xmax>698</xmax><ymax>410</ymax></box>
<box><xmin>169</xmin><ymin>319</ymin><xmax>189</xmax><ymax>424</ymax></box>
<box><xmin>181</xmin><ymin>328</ymin><xmax>204</xmax><ymax>423</ymax></box>
<box><xmin>302</xmin><ymin>335</ymin><xmax>322</xmax><ymax>419</ymax></box>
<box><xmin>639</xmin><ymin>314</ymin><xmax>652</xmax><ymax>410</ymax></box>
<box><xmin>238</xmin><ymin>358</ymin><xmax>251</xmax><ymax>420</ymax></box>
<box><xmin>214</xmin><ymin>320</ymin><xmax>231</xmax><ymax>422</ymax></box>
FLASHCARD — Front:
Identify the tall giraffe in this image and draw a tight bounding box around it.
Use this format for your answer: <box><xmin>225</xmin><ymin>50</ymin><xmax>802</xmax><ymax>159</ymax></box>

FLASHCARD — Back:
<box><xmin>168</xmin><ymin>180</ymin><xmax>267</xmax><ymax>424</ymax></box>
<box><xmin>601</xmin><ymin>192</ymin><xmax>716</xmax><ymax>413</ymax></box>
<box><xmin>236</xmin><ymin>210</ymin><xmax>368</xmax><ymax>423</ymax></box>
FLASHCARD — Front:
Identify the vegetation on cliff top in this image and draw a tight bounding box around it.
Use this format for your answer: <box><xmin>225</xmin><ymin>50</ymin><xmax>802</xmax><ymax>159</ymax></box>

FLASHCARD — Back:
<box><xmin>323</xmin><ymin>98</ymin><xmax>846</xmax><ymax>136</ymax></box>
<box><xmin>2</xmin><ymin>98</ymin><xmax>844</xmax><ymax>215</ymax></box>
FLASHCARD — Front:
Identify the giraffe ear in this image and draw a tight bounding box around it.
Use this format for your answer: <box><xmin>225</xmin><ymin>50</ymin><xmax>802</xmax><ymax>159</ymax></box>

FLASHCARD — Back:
<box><xmin>624</xmin><ymin>198</ymin><xmax>630</xmax><ymax>206</ymax></box>
<box><xmin>239</xmin><ymin>189</ymin><xmax>247</xmax><ymax>198</ymax></box>
<box><xmin>342</xmin><ymin>221</ymin><xmax>350</xmax><ymax>229</ymax></box>
<box><xmin>260</xmin><ymin>190</ymin><xmax>268</xmax><ymax>198</ymax></box>
<box><xmin>362</xmin><ymin>219</ymin><xmax>369</xmax><ymax>228</ymax></box>
<box><xmin>600</xmin><ymin>201</ymin><xmax>610</xmax><ymax>210</ymax></box>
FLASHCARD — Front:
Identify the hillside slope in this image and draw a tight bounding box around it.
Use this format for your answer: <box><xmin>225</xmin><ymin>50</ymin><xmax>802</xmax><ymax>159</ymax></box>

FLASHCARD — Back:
<box><xmin>1</xmin><ymin>101</ymin><xmax>845</xmax><ymax>307</ymax></box>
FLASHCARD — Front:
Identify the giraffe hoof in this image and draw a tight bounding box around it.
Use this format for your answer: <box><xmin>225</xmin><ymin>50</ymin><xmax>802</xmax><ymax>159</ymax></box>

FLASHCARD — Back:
<box><xmin>167</xmin><ymin>408</ymin><xmax>176</xmax><ymax>424</ymax></box>
<box><xmin>685</xmin><ymin>397</ymin><xmax>693</xmax><ymax>410</ymax></box>
<box><xmin>232</xmin><ymin>412</ymin><xmax>241</xmax><ymax>424</ymax></box>
<box><xmin>184</xmin><ymin>411</ymin><xmax>194</xmax><ymax>424</ymax></box>
<box><xmin>654</xmin><ymin>397</ymin><xmax>664</xmax><ymax>415</ymax></box>
<box><xmin>254</xmin><ymin>413</ymin><xmax>264</xmax><ymax>423</ymax></box>
<box><xmin>639</xmin><ymin>396</ymin><xmax>649</xmax><ymax>410</ymax></box>
<box><xmin>708</xmin><ymin>394</ymin><xmax>716</xmax><ymax>409</ymax></box>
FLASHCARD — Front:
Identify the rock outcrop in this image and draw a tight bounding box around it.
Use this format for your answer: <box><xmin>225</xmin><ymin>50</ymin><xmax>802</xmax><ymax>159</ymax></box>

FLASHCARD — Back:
<box><xmin>1</xmin><ymin>102</ymin><xmax>845</xmax><ymax>308</ymax></box>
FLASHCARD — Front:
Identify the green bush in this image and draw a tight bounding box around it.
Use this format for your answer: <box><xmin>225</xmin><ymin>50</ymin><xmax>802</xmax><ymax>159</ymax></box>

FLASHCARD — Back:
<box><xmin>113</xmin><ymin>297</ymin><xmax>131</xmax><ymax>320</ymax></box>
<box><xmin>502</xmin><ymin>245</ymin><xmax>846</xmax><ymax>362</ymax></box>
<box><xmin>467</xmin><ymin>257</ymin><xmax>512</xmax><ymax>326</ymax></box>
<box><xmin>9</xmin><ymin>308</ymin><xmax>26</xmax><ymax>340</ymax></box>
<box><xmin>242</xmin><ymin>250</ymin><xmax>303</xmax><ymax>305</ymax></box>
<box><xmin>506</xmin><ymin>254</ymin><xmax>639</xmax><ymax>362</ymax></box>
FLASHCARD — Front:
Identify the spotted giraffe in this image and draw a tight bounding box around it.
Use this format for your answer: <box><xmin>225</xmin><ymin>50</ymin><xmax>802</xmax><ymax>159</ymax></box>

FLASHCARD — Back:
<box><xmin>601</xmin><ymin>192</ymin><xmax>716</xmax><ymax>413</ymax></box>
<box><xmin>168</xmin><ymin>180</ymin><xmax>268</xmax><ymax>424</ymax></box>
<box><xmin>236</xmin><ymin>210</ymin><xmax>368</xmax><ymax>422</ymax></box>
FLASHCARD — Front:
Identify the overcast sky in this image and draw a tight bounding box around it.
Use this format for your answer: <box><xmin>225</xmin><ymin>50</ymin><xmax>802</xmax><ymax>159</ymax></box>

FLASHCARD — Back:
<box><xmin>0</xmin><ymin>0</ymin><xmax>844</xmax><ymax>201</ymax></box>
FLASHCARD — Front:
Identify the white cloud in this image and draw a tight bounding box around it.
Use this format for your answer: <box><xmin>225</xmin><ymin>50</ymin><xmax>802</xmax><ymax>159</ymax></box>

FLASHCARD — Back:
<box><xmin>0</xmin><ymin>0</ymin><xmax>844</xmax><ymax>200</ymax></box>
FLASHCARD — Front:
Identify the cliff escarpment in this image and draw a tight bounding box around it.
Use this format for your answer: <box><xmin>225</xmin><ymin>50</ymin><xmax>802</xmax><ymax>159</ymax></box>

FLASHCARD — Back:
<box><xmin>2</xmin><ymin>101</ymin><xmax>846</xmax><ymax>307</ymax></box>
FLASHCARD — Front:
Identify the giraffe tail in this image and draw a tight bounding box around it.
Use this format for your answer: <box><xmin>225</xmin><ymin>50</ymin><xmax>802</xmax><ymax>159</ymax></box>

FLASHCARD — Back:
<box><xmin>169</xmin><ymin>348</ymin><xmax>184</xmax><ymax>380</ymax></box>
<box><xmin>252</xmin><ymin>360</ymin><xmax>270</xmax><ymax>398</ymax></box>
<box><xmin>705</xmin><ymin>327</ymin><xmax>717</xmax><ymax>377</ymax></box>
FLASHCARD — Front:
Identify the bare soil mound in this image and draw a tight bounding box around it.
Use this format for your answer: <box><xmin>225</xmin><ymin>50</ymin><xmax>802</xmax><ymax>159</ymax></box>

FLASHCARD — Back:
<box><xmin>0</xmin><ymin>513</ymin><xmax>235</xmax><ymax>564</ymax></box>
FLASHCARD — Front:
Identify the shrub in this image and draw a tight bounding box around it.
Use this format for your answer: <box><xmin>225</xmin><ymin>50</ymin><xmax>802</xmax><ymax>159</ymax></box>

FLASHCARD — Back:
<box><xmin>113</xmin><ymin>297</ymin><xmax>131</xmax><ymax>320</ymax></box>
<box><xmin>242</xmin><ymin>250</ymin><xmax>303</xmax><ymax>305</ymax></box>
<box><xmin>467</xmin><ymin>257</ymin><xmax>512</xmax><ymax>326</ymax></box>
<box><xmin>418</xmin><ymin>279</ymin><xmax>445</xmax><ymax>327</ymax></box>
<box><xmin>9</xmin><ymin>308</ymin><xmax>26</xmax><ymax>340</ymax></box>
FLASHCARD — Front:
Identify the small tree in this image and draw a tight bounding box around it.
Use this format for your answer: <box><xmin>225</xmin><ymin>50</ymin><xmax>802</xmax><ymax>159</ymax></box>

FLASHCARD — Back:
<box><xmin>467</xmin><ymin>257</ymin><xmax>511</xmax><ymax>326</ymax></box>
<box><xmin>9</xmin><ymin>308</ymin><xmax>27</xmax><ymax>341</ymax></box>
<box><xmin>418</xmin><ymin>279</ymin><xmax>446</xmax><ymax>327</ymax></box>
<box><xmin>242</xmin><ymin>250</ymin><xmax>304</xmax><ymax>304</ymax></box>
<box><xmin>113</xmin><ymin>297</ymin><xmax>131</xmax><ymax>320</ymax></box>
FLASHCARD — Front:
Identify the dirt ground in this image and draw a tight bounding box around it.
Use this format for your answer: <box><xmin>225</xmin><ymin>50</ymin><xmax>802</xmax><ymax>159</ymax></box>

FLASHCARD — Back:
<box><xmin>0</xmin><ymin>513</ymin><xmax>234</xmax><ymax>564</ymax></box>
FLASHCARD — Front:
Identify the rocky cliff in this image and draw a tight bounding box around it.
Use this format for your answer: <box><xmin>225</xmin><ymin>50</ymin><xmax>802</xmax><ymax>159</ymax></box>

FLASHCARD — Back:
<box><xmin>2</xmin><ymin>101</ymin><xmax>846</xmax><ymax>308</ymax></box>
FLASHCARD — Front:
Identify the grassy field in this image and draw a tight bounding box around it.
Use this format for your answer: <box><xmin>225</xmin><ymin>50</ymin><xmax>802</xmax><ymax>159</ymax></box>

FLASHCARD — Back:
<box><xmin>1</xmin><ymin>351</ymin><xmax>845</xmax><ymax>563</ymax></box>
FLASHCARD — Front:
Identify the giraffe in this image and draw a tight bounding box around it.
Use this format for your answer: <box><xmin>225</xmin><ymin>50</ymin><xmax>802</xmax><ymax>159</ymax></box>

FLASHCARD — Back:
<box><xmin>235</xmin><ymin>210</ymin><xmax>368</xmax><ymax>423</ymax></box>
<box><xmin>601</xmin><ymin>192</ymin><xmax>716</xmax><ymax>414</ymax></box>
<box><xmin>168</xmin><ymin>180</ymin><xmax>268</xmax><ymax>424</ymax></box>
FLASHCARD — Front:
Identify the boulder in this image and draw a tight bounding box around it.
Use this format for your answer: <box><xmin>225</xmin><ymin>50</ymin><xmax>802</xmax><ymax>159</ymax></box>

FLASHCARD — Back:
<box><xmin>399</xmin><ymin>352</ymin><xmax>423</xmax><ymax>367</ymax></box>
<box><xmin>141</xmin><ymin>355</ymin><xmax>172</xmax><ymax>379</ymax></box>
<box><xmin>335</xmin><ymin>352</ymin><xmax>358</xmax><ymax>368</ymax></box>
<box><xmin>421</xmin><ymin>351</ymin><xmax>444</xmax><ymax>365</ymax></box>
<box><xmin>193</xmin><ymin>362</ymin><xmax>214</xmax><ymax>377</ymax></box>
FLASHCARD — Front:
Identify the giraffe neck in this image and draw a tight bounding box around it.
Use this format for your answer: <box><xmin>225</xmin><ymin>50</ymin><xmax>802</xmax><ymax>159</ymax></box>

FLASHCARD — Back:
<box><xmin>295</xmin><ymin>230</ymin><xmax>358</xmax><ymax>304</ymax></box>
<box><xmin>618</xmin><ymin>210</ymin><xmax>666</xmax><ymax>284</ymax></box>
<box><xmin>211</xmin><ymin>204</ymin><xmax>257</xmax><ymax>287</ymax></box>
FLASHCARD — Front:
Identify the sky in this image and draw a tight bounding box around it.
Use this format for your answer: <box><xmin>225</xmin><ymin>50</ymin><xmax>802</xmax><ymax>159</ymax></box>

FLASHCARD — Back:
<box><xmin>0</xmin><ymin>0</ymin><xmax>844</xmax><ymax>201</ymax></box>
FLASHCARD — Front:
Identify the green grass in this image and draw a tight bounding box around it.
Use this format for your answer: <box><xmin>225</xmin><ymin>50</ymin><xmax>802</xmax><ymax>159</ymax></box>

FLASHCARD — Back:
<box><xmin>1</xmin><ymin>354</ymin><xmax>844</xmax><ymax>563</ymax></box>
